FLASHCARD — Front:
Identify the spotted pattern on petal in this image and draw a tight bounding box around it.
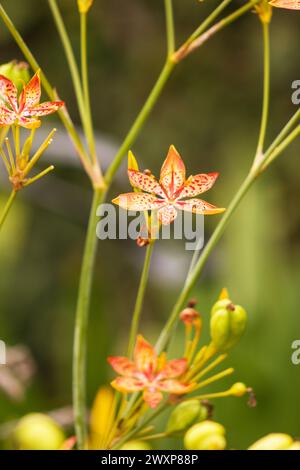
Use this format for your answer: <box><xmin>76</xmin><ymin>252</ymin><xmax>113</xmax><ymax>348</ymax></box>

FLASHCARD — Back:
<box><xmin>111</xmin><ymin>377</ymin><xmax>144</xmax><ymax>393</ymax></box>
<box><xmin>143</xmin><ymin>388</ymin><xmax>163</xmax><ymax>408</ymax></box>
<box><xmin>20</xmin><ymin>72</ymin><xmax>41</xmax><ymax>112</ymax></box>
<box><xmin>113</xmin><ymin>193</ymin><xmax>165</xmax><ymax>211</ymax></box>
<box><xmin>158</xmin><ymin>204</ymin><xmax>178</xmax><ymax>225</ymax></box>
<box><xmin>160</xmin><ymin>145</ymin><xmax>186</xmax><ymax>198</ymax></box>
<box><xmin>0</xmin><ymin>75</ymin><xmax>18</xmax><ymax>112</ymax></box>
<box><xmin>178</xmin><ymin>172</ymin><xmax>219</xmax><ymax>199</ymax></box>
<box><xmin>26</xmin><ymin>101</ymin><xmax>65</xmax><ymax>117</ymax></box>
<box><xmin>175</xmin><ymin>198</ymin><xmax>225</xmax><ymax>215</ymax></box>
<box><xmin>128</xmin><ymin>169</ymin><xmax>166</xmax><ymax>198</ymax></box>
<box><xmin>0</xmin><ymin>104</ymin><xmax>15</xmax><ymax>125</ymax></box>
<box><xmin>107</xmin><ymin>357</ymin><xmax>136</xmax><ymax>376</ymax></box>
<box><xmin>157</xmin><ymin>379</ymin><xmax>192</xmax><ymax>394</ymax></box>
<box><xmin>158</xmin><ymin>358</ymin><xmax>187</xmax><ymax>379</ymax></box>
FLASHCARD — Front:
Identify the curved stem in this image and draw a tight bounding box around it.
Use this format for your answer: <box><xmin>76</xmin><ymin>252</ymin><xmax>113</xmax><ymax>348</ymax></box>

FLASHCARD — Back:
<box><xmin>255</xmin><ymin>21</ymin><xmax>270</xmax><ymax>158</ymax></box>
<box><xmin>127</xmin><ymin>242</ymin><xmax>155</xmax><ymax>357</ymax></box>
<box><xmin>73</xmin><ymin>188</ymin><xmax>105</xmax><ymax>449</ymax></box>
<box><xmin>0</xmin><ymin>190</ymin><xmax>17</xmax><ymax>231</ymax></box>
<box><xmin>80</xmin><ymin>11</ymin><xmax>97</xmax><ymax>164</ymax></box>
<box><xmin>164</xmin><ymin>0</ymin><xmax>175</xmax><ymax>56</ymax></box>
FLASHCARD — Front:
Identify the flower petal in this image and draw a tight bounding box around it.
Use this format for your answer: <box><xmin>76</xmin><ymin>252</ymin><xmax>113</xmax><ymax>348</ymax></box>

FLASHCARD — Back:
<box><xmin>26</xmin><ymin>101</ymin><xmax>65</xmax><ymax>117</ymax></box>
<box><xmin>158</xmin><ymin>379</ymin><xmax>192</xmax><ymax>395</ymax></box>
<box><xmin>107</xmin><ymin>356</ymin><xmax>136</xmax><ymax>376</ymax></box>
<box><xmin>175</xmin><ymin>199</ymin><xmax>226</xmax><ymax>215</ymax></box>
<box><xmin>112</xmin><ymin>193</ymin><xmax>165</xmax><ymax>211</ymax></box>
<box><xmin>269</xmin><ymin>0</ymin><xmax>300</xmax><ymax>9</ymax></box>
<box><xmin>111</xmin><ymin>377</ymin><xmax>144</xmax><ymax>393</ymax></box>
<box><xmin>160</xmin><ymin>145</ymin><xmax>186</xmax><ymax>198</ymax></box>
<box><xmin>18</xmin><ymin>116</ymin><xmax>41</xmax><ymax>129</ymax></box>
<box><xmin>128</xmin><ymin>169</ymin><xmax>166</xmax><ymax>198</ymax></box>
<box><xmin>178</xmin><ymin>173</ymin><xmax>219</xmax><ymax>199</ymax></box>
<box><xmin>19</xmin><ymin>71</ymin><xmax>41</xmax><ymax>112</ymax></box>
<box><xmin>159</xmin><ymin>359</ymin><xmax>188</xmax><ymax>379</ymax></box>
<box><xmin>134</xmin><ymin>335</ymin><xmax>157</xmax><ymax>375</ymax></box>
<box><xmin>157</xmin><ymin>204</ymin><xmax>178</xmax><ymax>225</ymax></box>
<box><xmin>0</xmin><ymin>104</ymin><xmax>16</xmax><ymax>125</ymax></box>
<box><xmin>143</xmin><ymin>387</ymin><xmax>163</xmax><ymax>408</ymax></box>
<box><xmin>0</xmin><ymin>75</ymin><xmax>18</xmax><ymax>112</ymax></box>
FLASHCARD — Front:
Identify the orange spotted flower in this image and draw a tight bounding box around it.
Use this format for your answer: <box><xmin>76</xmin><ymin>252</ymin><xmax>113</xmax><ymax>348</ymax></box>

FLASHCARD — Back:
<box><xmin>108</xmin><ymin>335</ymin><xmax>193</xmax><ymax>408</ymax></box>
<box><xmin>269</xmin><ymin>0</ymin><xmax>300</xmax><ymax>8</ymax></box>
<box><xmin>113</xmin><ymin>145</ymin><xmax>225</xmax><ymax>225</ymax></box>
<box><xmin>0</xmin><ymin>71</ymin><xmax>64</xmax><ymax>129</ymax></box>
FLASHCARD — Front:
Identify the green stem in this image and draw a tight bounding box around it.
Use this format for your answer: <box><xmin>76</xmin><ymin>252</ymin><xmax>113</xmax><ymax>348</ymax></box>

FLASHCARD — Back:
<box><xmin>263</xmin><ymin>108</ymin><xmax>300</xmax><ymax>159</ymax></box>
<box><xmin>262</xmin><ymin>125</ymin><xmax>300</xmax><ymax>170</ymax></box>
<box><xmin>155</xmin><ymin>172</ymin><xmax>255</xmax><ymax>353</ymax></box>
<box><xmin>73</xmin><ymin>188</ymin><xmax>105</xmax><ymax>449</ymax></box>
<box><xmin>105</xmin><ymin>60</ymin><xmax>175</xmax><ymax>185</ymax></box>
<box><xmin>80</xmin><ymin>11</ymin><xmax>97</xmax><ymax>163</ymax></box>
<box><xmin>127</xmin><ymin>242</ymin><xmax>155</xmax><ymax>357</ymax></box>
<box><xmin>164</xmin><ymin>0</ymin><xmax>175</xmax><ymax>56</ymax></box>
<box><xmin>0</xmin><ymin>190</ymin><xmax>17</xmax><ymax>231</ymax></box>
<box><xmin>255</xmin><ymin>21</ymin><xmax>270</xmax><ymax>157</ymax></box>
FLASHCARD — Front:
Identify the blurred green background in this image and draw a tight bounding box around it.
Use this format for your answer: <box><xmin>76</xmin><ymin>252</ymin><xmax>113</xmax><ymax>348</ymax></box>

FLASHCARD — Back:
<box><xmin>0</xmin><ymin>0</ymin><xmax>299</xmax><ymax>449</ymax></box>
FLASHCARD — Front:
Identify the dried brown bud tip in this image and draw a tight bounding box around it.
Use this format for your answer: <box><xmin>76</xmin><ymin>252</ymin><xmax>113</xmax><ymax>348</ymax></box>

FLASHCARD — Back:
<box><xmin>247</xmin><ymin>388</ymin><xmax>257</xmax><ymax>408</ymax></box>
<box><xmin>136</xmin><ymin>237</ymin><xmax>150</xmax><ymax>248</ymax></box>
<box><xmin>180</xmin><ymin>307</ymin><xmax>200</xmax><ymax>324</ymax></box>
<box><xmin>143</xmin><ymin>169</ymin><xmax>152</xmax><ymax>176</ymax></box>
<box><xmin>187</xmin><ymin>298</ymin><xmax>198</xmax><ymax>308</ymax></box>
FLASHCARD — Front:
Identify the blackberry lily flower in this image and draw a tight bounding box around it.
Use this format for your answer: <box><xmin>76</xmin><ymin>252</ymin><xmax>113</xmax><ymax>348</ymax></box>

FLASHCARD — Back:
<box><xmin>269</xmin><ymin>0</ymin><xmax>300</xmax><ymax>9</ymax></box>
<box><xmin>108</xmin><ymin>335</ymin><xmax>193</xmax><ymax>408</ymax></box>
<box><xmin>113</xmin><ymin>145</ymin><xmax>225</xmax><ymax>225</ymax></box>
<box><xmin>0</xmin><ymin>71</ymin><xmax>64</xmax><ymax>129</ymax></box>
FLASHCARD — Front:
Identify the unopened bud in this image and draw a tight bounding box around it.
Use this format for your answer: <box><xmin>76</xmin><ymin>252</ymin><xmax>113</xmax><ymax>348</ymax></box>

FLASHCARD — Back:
<box><xmin>167</xmin><ymin>400</ymin><xmax>205</xmax><ymax>434</ymax></box>
<box><xmin>249</xmin><ymin>433</ymin><xmax>293</xmax><ymax>450</ymax></box>
<box><xmin>12</xmin><ymin>413</ymin><xmax>65</xmax><ymax>450</ymax></box>
<box><xmin>210</xmin><ymin>298</ymin><xmax>247</xmax><ymax>351</ymax></box>
<box><xmin>287</xmin><ymin>442</ymin><xmax>300</xmax><ymax>450</ymax></box>
<box><xmin>184</xmin><ymin>421</ymin><xmax>226</xmax><ymax>450</ymax></box>
<box><xmin>120</xmin><ymin>440</ymin><xmax>152</xmax><ymax>450</ymax></box>
<box><xmin>230</xmin><ymin>382</ymin><xmax>248</xmax><ymax>397</ymax></box>
<box><xmin>0</xmin><ymin>61</ymin><xmax>30</xmax><ymax>93</ymax></box>
<box><xmin>77</xmin><ymin>0</ymin><xmax>94</xmax><ymax>14</ymax></box>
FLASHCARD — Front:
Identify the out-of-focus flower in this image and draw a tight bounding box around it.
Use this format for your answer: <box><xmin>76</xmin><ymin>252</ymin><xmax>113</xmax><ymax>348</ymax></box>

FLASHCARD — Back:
<box><xmin>0</xmin><ymin>61</ymin><xmax>30</xmax><ymax>93</ymax></box>
<box><xmin>248</xmin><ymin>433</ymin><xmax>299</xmax><ymax>450</ymax></box>
<box><xmin>108</xmin><ymin>335</ymin><xmax>193</xmax><ymax>408</ymax></box>
<box><xmin>77</xmin><ymin>0</ymin><xmax>94</xmax><ymax>13</ymax></box>
<box><xmin>0</xmin><ymin>71</ymin><xmax>64</xmax><ymax>129</ymax></box>
<box><xmin>12</xmin><ymin>413</ymin><xmax>65</xmax><ymax>450</ymax></box>
<box><xmin>113</xmin><ymin>145</ymin><xmax>225</xmax><ymax>225</ymax></box>
<box><xmin>269</xmin><ymin>0</ymin><xmax>300</xmax><ymax>10</ymax></box>
<box><xmin>184</xmin><ymin>420</ymin><xmax>226</xmax><ymax>450</ymax></box>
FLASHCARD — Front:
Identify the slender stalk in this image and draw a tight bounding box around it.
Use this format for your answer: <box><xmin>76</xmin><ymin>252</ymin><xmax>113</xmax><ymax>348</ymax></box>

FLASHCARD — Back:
<box><xmin>262</xmin><ymin>125</ymin><xmax>300</xmax><ymax>170</ymax></box>
<box><xmin>0</xmin><ymin>190</ymin><xmax>17</xmax><ymax>230</ymax></box>
<box><xmin>80</xmin><ymin>11</ymin><xmax>97</xmax><ymax>163</ymax></box>
<box><xmin>127</xmin><ymin>242</ymin><xmax>155</xmax><ymax>357</ymax></box>
<box><xmin>104</xmin><ymin>60</ymin><xmax>175</xmax><ymax>185</ymax></box>
<box><xmin>73</xmin><ymin>188</ymin><xmax>105</xmax><ymax>449</ymax></box>
<box><xmin>263</xmin><ymin>108</ymin><xmax>300</xmax><ymax>159</ymax></box>
<box><xmin>164</xmin><ymin>0</ymin><xmax>175</xmax><ymax>56</ymax></box>
<box><xmin>254</xmin><ymin>21</ymin><xmax>270</xmax><ymax>159</ymax></box>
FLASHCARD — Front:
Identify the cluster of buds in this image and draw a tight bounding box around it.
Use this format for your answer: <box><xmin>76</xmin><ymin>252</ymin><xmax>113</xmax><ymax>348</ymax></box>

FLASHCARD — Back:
<box><xmin>249</xmin><ymin>433</ymin><xmax>300</xmax><ymax>450</ymax></box>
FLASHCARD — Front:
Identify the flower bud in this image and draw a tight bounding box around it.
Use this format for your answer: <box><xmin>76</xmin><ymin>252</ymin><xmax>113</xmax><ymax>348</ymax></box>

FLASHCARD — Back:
<box><xmin>229</xmin><ymin>382</ymin><xmax>248</xmax><ymax>397</ymax></box>
<box><xmin>167</xmin><ymin>400</ymin><xmax>202</xmax><ymax>434</ymax></box>
<box><xmin>287</xmin><ymin>442</ymin><xmax>300</xmax><ymax>450</ymax></box>
<box><xmin>184</xmin><ymin>421</ymin><xmax>226</xmax><ymax>450</ymax></box>
<box><xmin>0</xmin><ymin>61</ymin><xmax>30</xmax><ymax>93</ymax></box>
<box><xmin>12</xmin><ymin>413</ymin><xmax>65</xmax><ymax>450</ymax></box>
<box><xmin>77</xmin><ymin>0</ymin><xmax>94</xmax><ymax>13</ymax></box>
<box><xmin>121</xmin><ymin>440</ymin><xmax>152</xmax><ymax>450</ymax></box>
<box><xmin>249</xmin><ymin>433</ymin><xmax>293</xmax><ymax>450</ymax></box>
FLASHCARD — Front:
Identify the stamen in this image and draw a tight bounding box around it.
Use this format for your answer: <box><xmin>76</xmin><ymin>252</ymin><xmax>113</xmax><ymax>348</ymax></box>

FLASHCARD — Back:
<box><xmin>23</xmin><ymin>165</ymin><xmax>54</xmax><ymax>187</ymax></box>
<box><xmin>192</xmin><ymin>367</ymin><xmax>234</xmax><ymax>391</ymax></box>
<box><xmin>23</xmin><ymin>128</ymin><xmax>56</xmax><ymax>176</ymax></box>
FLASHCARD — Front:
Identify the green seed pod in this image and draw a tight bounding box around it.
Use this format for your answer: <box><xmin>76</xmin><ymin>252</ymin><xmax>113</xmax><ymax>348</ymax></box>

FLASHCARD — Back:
<box><xmin>12</xmin><ymin>413</ymin><xmax>65</xmax><ymax>450</ymax></box>
<box><xmin>166</xmin><ymin>400</ymin><xmax>201</xmax><ymax>434</ymax></box>
<box><xmin>225</xmin><ymin>305</ymin><xmax>247</xmax><ymax>349</ymax></box>
<box><xmin>0</xmin><ymin>61</ymin><xmax>30</xmax><ymax>93</ymax></box>
<box><xmin>211</xmin><ymin>298</ymin><xmax>232</xmax><ymax>317</ymax></box>
<box><xmin>210</xmin><ymin>308</ymin><xmax>231</xmax><ymax>350</ymax></box>
<box><xmin>184</xmin><ymin>421</ymin><xmax>226</xmax><ymax>450</ymax></box>
<box><xmin>249</xmin><ymin>433</ymin><xmax>293</xmax><ymax>450</ymax></box>
<box><xmin>121</xmin><ymin>440</ymin><xmax>152</xmax><ymax>450</ymax></box>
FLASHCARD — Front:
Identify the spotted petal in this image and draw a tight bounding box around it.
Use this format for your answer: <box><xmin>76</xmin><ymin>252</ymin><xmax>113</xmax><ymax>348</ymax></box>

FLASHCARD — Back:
<box><xmin>18</xmin><ymin>116</ymin><xmax>41</xmax><ymax>129</ymax></box>
<box><xmin>0</xmin><ymin>75</ymin><xmax>18</xmax><ymax>112</ymax></box>
<box><xmin>26</xmin><ymin>101</ymin><xmax>64</xmax><ymax>117</ymax></box>
<box><xmin>107</xmin><ymin>356</ymin><xmax>136</xmax><ymax>376</ymax></box>
<box><xmin>159</xmin><ymin>359</ymin><xmax>188</xmax><ymax>379</ymax></box>
<box><xmin>112</xmin><ymin>193</ymin><xmax>164</xmax><ymax>211</ymax></box>
<box><xmin>134</xmin><ymin>335</ymin><xmax>157</xmax><ymax>375</ymax></box>
<box><xmin>178</xmin><ymin>173</ymin><xmax>219</xmax><ymax>199</ymax></box>
<box><xmin>269</xmin><ymin>0</ymin><xmax>300</xmax><ymax>9</ymax></box>
<box><xmin>111</xmin><ymin>377</ymin><xmax>144</xmax><ymax>393</ymax></box>
<box><xmin>175</xmin><ymin>199</ymin><xmax>225</xmax><ymax>215</ymax></box>
<box><xmin>0</xmin><ymin>104</ymin><xmax>16</xmax><ymax>125</ymax></box>
<box><xmin>19</xmin><ymin>71</ymin><xmax>41</xmax><ymax>112</ymax></box>
<box><xmin>157</xmin><ymin>204</ymin><xmax>177</xmax><ymax>225</ymax></box>
<box><xmin>128</xmin><ymin>169</ymin><xmax>166</xmax><ymax>198</ymax></box>
<box><xmin>160</xmin><ymin>145</ymin><xmax>186</xmax><ymax>198</ymax></box>
<box><xmin>158</xmin><ymin>379</ymin><xmax>192</xmax><ymax>395</ymax></box>
<box><xmin>143</xmin><ymin>388</ymin><xmax>163</xmax><ymax>408</ymax></box>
